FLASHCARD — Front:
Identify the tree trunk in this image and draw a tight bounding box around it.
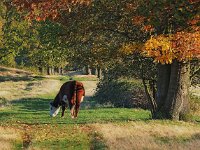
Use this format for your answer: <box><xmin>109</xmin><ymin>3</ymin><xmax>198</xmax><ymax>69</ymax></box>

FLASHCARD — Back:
<box><xmin>47</xmin><ymin>66</ymin><xmax>51</xmax><ymax>75</ymax></box>
<box><xmin>97</xmin><ymin>67</ymin><xmax>102</xmax><ymax>79</ymax></box>
<box><xmin>154</xmin><ymin>61</ymin><xmax>190</xmax><ymax>120</ymax></box>
<box><xmin>59</xmin><ymin>67</ymin><xmax>63</xmax><ymax>75</ymax></box>
<box><xmin>164</xmin><ymin>61</ymin><xmax>190</xmax><ymax>120</ymax></box>
<box><xmin>38</xmin><ymin>67</ymin><xmax>43</xmax><ymax>74</ymax></box>
<box><xmin>55</xmin><ymin>67</ymin><xmax>59</xmax><ymax>74</ymax></box>
<box><xmin>154</xmin><ymin>64</ymin><xmax>171</xmax><ymax>118</ymax></box>
<box><xmin>91</xmin><ymin>67</ymin><xmax>97</xmax><ymax>75</ymax></box>
<box><xmin>85</xmin><ymin>65</ymin><xmax>91</xmax><ymax>75</ymax></box>
<box><xmin>51</xmin><ymin>67</ymin><xmax>55</xmax><ymax>75</ymax></box>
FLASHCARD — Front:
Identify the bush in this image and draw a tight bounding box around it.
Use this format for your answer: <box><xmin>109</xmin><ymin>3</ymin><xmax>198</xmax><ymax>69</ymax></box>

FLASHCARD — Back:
<box><xmin>190</xmin><ymin>95</ymin><xmax>200</xmax><ymax>115</ymax></box>
<box><xmin>94</xmin><ymin>79</ymin><xmax>149</xmax><ymax>109</ymax></box>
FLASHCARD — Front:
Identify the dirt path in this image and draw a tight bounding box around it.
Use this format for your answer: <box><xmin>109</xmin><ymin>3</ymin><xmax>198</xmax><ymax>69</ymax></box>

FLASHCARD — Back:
<box><xmin>0</xmin><ymin>78</ymin><xmax>98</xmax><ymax>101</ymax></box>
<box><xmin>82</xmin><ymin>81</ymin><xmax>98</xmax><ymax>98</ymax></box>
<box><xmin>0</xmin><ymin>79</ymin><xmax>61</xmax><ymax>101</ymax></box>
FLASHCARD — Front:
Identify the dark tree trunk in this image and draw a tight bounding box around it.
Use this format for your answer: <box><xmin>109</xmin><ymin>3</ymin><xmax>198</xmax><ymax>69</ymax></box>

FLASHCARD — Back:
<box><xmin>91</xmin><ymin>67</ymin><xmax>97</xmax><ymax>75</ymax></box>
<box><xmin>97</xmin><ymin>67</ymin><xmax>102</xmax><ymax>79</ymax></box>
<box><xmin>38</xmin><ymin>67</ymin><xmax>43</xmax><ymax>74</ymax></box>
<box><xmin>47</xmin><ymin>66</ymin><xmax>52</xmax><ymax>75</ymax></box>
<box><xmin>154</xmin><ymin>64</ymin><xmax>171</xmax><ymax>118</ymax></box>
<box><xmin>55</xmin><ymin>67</ymin><xmax>59</xmax><ymax>74</ymax></box>
<box><xmin>154</xmin><ymin>61</ymin><xmax>190</xmax><ymax>120</ymax></box>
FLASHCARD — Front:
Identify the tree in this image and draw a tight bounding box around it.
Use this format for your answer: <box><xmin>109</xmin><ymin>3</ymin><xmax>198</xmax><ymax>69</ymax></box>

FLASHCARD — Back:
<box><xmin>132</xmin><ymin>0</ymin><xmax>200</xmax><ymax>120</ymax></box>
<box><xmin>1</xmin><ymin>0</ymin><xmax>69</xmax><ymax>73</ymax></box>
<box><xmin>0</xmin><ymin>0</ymin><xmax>26</xmax><ymax>66</ymax></box>
<box><xmin>29</xmin><ymin>20</ymin><xmax>68</xmax><ymax>74</ymax></box>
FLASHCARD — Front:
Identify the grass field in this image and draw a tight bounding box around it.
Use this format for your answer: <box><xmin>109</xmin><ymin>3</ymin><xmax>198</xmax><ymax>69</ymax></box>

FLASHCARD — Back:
<box><xmin>0</xmin><ymin>66</ymin><xmax>200</xmax><ymax>150</ymax></box>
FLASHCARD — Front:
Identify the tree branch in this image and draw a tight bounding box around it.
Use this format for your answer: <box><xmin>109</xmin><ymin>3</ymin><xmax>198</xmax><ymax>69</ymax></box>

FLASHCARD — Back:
<box><xmin>190</xmin><ymin>66</ymin><xmax>200</xmax><ymax>79</ymax></box>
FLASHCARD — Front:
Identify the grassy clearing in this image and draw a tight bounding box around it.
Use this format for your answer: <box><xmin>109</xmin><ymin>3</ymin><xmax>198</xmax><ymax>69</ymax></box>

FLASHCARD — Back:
<box><xmin>1</xmin><ymin>67</ymin><xmax>200</xmax><ymax>150</ymax></box>
<box><xmin>1</xmin><ymin>93</ymin><xmax>200</xmax><ymax>150</ymax></box>
<box><xmin>0</xmin><ymin>76</ymin><xmax>150</xmax><ymax>150</ymax></box>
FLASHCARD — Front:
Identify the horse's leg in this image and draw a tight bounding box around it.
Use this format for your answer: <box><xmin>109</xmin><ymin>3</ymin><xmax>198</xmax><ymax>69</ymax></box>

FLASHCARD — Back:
<box><xmin>70</xmin><ymin>105</ymin><xmax>75</xmax><ymax>118</ymax></box>
<box><xmin>61</xmin><ymin>105</ymin><xmax>66</xmax><ymax>117</ymax></box>
<box><xmin>61</xmin><ymin>95</ymin><xmax>68</xmax><ymax>117</ymax></box>
<box><xmin>74</xmin><ymin>104</ymin><xmax>80</xmax><ymax>118</ymax></box>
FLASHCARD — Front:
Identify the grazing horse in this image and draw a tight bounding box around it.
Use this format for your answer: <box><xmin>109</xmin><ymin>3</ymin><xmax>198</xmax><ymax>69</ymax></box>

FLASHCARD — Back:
<box><xmin>49</xmin><ymin>80</ymin><xmax>85</xmax><ymax>118</ymax></box>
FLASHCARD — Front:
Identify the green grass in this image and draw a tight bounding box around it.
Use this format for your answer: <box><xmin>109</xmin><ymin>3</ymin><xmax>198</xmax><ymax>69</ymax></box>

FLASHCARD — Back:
<box><xmin>1</xmin><ymin>86</ymin><xmax>199</xmax><ymax>149</ymax></box>
<box><xmin>0</xmin><ymin>95</ymin><xmax>151</xmax><ymax>149</ymax></box>
<box><xmin>0</xmin><ymin>98</ymin><xmax>151</xmax><ymax>125</ymax></box>
<box><xmin>29</xmin><ymin>125</ymin><xmax>91</xmax><ymax>150</ymax></box>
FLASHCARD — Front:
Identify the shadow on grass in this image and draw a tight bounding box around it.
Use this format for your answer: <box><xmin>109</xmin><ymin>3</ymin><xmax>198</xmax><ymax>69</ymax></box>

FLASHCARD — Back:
<box><xmin>81</xmin><ymin>96</ymin><xmax>97</xmax><ymax>109</ymax></box>
<box><xmin>0</xmin><ymin>67</ymin><xmax>8</xmax><ymax>72</ymax></box>
<box><xmin>0</xmin><ymin>98</ymin><xmax>52</xmax><ymax>124</ymax></box>
<box><xmin>0</xmin><ymin>75</ymin><xmax>45</xmax><ymax>82</ymax></box>
<box><xmin>12</xmin><ymin>98</ymin><xmax>51</xmax><ymax>112</ymax></box>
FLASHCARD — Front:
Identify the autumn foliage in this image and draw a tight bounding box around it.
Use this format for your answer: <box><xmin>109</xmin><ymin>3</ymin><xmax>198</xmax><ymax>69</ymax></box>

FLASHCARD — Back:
<box><xmin>120</xmin><ymin>31</ymin><xmax>200</xmax><ymax>64</ymax></box>
<box><xmin>143</xmin><ymin>32</ymin><xmax>200</xmax><ymax>64</ymax></box>
<box><xmin>12</xmin><ymin>0</ymin><xmax>200</xmax><ymax>65</ymax></box>
<box><xmin>12</xmin><ymin>0</ymin><xmax>91</xmax><ymax>20</ymax></box>
<box><xmin>130</xmin><ymin>0</ymin><xmax>200</xmax><ymax>64</ymax></box>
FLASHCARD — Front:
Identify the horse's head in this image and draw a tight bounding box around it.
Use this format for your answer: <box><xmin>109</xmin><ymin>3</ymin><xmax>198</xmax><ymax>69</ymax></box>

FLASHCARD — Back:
<box><xmin>49</xmin><ymin>94</ymin><xmax>68</xmax><ymax>117</ymax></box>
<box><xmin>49</xmin><ymin>101</ymin><xmax>60</xmax><ymax>117</ymax></box>
<box><xmin>49</xmin><ymin>92</ymin><xmax>63</xmax><ymax>117</ymax></box>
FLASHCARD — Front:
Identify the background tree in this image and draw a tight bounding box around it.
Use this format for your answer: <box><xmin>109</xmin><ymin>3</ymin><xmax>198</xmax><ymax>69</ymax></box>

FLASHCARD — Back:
<box><xmin>1</xmin><ymin>0</ymin><xmax>70</xmax><ymax>74</ymax></box>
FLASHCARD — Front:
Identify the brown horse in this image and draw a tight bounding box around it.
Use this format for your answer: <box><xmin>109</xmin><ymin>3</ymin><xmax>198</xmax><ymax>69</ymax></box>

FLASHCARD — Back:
<box><xmin>49</xmin><ymin>80</ymin><xmax>85</xmax><ymax>118</ymax></box>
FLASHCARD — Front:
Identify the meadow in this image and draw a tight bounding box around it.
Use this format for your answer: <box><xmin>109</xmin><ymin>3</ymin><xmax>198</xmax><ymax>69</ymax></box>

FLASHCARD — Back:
<box><xmin>0</xmin><ymin>66</ymin><xmax>200</xmax><ymax>150</ymax></box>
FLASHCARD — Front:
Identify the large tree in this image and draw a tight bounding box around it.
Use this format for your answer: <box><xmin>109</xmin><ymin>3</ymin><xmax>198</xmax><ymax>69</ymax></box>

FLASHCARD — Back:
<box><xmin>132</xmin><ymin>0</ymin><xmax>200</xmax><ymax>120</ymax></box>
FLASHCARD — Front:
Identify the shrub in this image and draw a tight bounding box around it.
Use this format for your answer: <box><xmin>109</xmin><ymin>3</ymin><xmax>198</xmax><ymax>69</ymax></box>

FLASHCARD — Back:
<box><xmin>190</xmin><ymin>95</ymin><xmax>200</xmax><ymax>115</ymax></box>
<box><xmin>94</xmin><ymin>79</ymin><xmax>149</xmax><ymax>109</ymax></box>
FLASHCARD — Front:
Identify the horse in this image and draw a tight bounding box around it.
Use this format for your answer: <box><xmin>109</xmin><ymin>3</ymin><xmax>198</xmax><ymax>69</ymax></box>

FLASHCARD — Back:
<box><xmin>49</xmin><ymin>80</ymin><xmax>85</xmax><ymax>118</ymax></box>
